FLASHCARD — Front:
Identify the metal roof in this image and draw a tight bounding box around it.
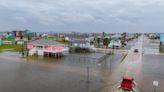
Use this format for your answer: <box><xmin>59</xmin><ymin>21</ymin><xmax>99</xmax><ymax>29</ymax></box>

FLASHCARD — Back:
<box><xmin>29</xmin><ymin>39</ymin><xmax>63</xmax><ymax>45</ymax></box>
<box><xmin>69</xmin><ymin>38</ymin><xmax>88</xmax><ymax>43</ymax></box>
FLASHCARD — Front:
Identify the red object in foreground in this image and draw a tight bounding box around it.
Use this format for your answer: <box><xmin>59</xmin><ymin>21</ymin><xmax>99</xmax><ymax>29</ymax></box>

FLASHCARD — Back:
<box><xmin>120</xmin><ymin>75</ymin><xmax>134</xmax><ymax>90</ymax></box>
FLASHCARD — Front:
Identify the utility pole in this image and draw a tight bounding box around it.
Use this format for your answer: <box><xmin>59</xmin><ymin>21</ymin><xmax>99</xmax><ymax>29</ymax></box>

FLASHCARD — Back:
<box><xmin>20</xmin><ymin>35</ymin><xmax>24</xmax><ymax>57</ymax></box>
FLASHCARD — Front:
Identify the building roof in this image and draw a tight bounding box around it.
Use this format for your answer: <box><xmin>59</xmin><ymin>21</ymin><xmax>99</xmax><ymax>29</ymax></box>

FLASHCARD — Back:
<box><xmin>69</xmin><ymin>38</ymin><xmax>88</xmax><ymax>43</ymax></box>
<box><xmin>28</xmin><ymin>39</ymin><xmax>63</xmax><ymax>45</ymax></box>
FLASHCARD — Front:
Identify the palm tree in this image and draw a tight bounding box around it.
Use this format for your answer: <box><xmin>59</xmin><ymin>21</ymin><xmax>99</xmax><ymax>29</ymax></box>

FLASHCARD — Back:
<box><xmin>27</xmin><ymin>35</ymin><xmax>31</xmax><ymax>41</ymax></box>
<box><xmin>97</xmin><ymin>37</ymin><xmax>101</xmax><ymax>48</ymax></box>
<box><xmin>103</xmin><ymin>38</ymin><xmax>109</xmax><ymax>49</ymax></box>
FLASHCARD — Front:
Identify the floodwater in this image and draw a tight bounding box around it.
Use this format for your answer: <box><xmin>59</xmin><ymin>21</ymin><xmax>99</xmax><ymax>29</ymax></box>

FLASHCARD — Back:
<box><xmin>0</xmin><ymin>37</ymin><xmax>137</xmax><ymax>92</ymax></box>
<box><xmin>0</xmin><ymin>52</ymin><xmax>122</xmax><ymax>92</ymax></box>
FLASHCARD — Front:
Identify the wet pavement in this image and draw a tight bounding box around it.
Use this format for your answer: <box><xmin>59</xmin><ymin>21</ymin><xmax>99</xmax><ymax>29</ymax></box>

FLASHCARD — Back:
<box><xmin>136</xmin><ymin>36</ymin><xmax>164</xmax><ymax>92</ymax></box>
<box><xmin>139</xmin><ymin>54</ymin><xmax>164</xmax><ymax>92</ymax></box>
<box><xmin>99</xmin><ymin>35</ymin><xmax>164</xmax><ymax>92</ymax></box>
<box><xmin>0</xmin><ymin>35</ymin><xmax>164</xmax><ymax>92</ymax></box>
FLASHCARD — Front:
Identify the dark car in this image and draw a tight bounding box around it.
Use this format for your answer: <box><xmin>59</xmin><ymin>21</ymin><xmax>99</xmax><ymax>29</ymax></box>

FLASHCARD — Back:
<box><xmin>134</xmin><ymin>49</ymin><xmax>139</xmax><ymax>53</ymax></box>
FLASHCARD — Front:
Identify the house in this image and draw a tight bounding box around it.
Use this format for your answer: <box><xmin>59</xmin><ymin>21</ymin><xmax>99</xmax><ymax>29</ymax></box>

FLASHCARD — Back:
<box><xmin>4</xmin><ymin>33</ymin><xmax>14</xmax><ymax>39</ymax></box>
<box><xmin>0</xmin><ymin>37</ymin><xmax>2</xmax><ymax>46</ymax></box>
<box><xmin>15</xmin><ymin>37</ymin><xmax>28</xmax><ymax>44</ymax></box>
<box><xmin>3</xmin><ymin>41</ymin><xmax>14</xmax><ymax>44</ymax></box>
<box><xmin>111</xmin><ymin>34</ymin><xmax>122</xmax><ymax>40</ymax></box>
<box><xmin>108</xmin><ymin>40</ymin><xmax>122</xmax><ymax>48</ymax></box>
<box><xmin>69</xmin><ymin>38</ymin><xmax>93</xmax><ymax>48</ymax></box>
<box><xmin>27</xmin><ymin>39</ymin><xmax>69</xmax><ymax>57</ymax></box>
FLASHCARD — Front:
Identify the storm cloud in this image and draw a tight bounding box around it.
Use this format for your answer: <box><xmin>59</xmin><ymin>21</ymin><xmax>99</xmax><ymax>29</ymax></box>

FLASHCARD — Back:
<box><xmin>0</xmin><ymin>0</ymin><xmax>164</xmax><ymax>32</ymax></box>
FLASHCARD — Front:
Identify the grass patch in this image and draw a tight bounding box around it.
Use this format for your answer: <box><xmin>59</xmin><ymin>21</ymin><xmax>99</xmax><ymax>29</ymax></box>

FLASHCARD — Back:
<box><xmin>0</xmin><ymin>44</ymin><xmax>26</xmax><ymax>52</ymax></box>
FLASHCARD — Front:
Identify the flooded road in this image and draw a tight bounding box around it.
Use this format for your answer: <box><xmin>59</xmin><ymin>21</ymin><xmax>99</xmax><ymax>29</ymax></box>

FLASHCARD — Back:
<box><xmin>0</xmin><ymin>35</ymin><xmax>163</xmax><ymax>92</ymax></box>
<box><xmin>0</xmin><ymin>52</ymin><xmax>122</xmax><ymax>92</ymax></box>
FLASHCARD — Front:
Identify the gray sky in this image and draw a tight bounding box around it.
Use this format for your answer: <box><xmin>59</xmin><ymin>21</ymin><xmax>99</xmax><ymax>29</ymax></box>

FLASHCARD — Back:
<box><xmin>0</xmin><ymin>0</ymin><xmax>164</xmax><ymax>32</ymax></box>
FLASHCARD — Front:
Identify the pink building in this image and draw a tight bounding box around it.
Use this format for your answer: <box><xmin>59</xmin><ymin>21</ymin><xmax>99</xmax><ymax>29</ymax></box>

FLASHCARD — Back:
<box><xmin>27</xmin><ymin>39</ymin><xmax>69</xmax><ymax>56</ymax></box>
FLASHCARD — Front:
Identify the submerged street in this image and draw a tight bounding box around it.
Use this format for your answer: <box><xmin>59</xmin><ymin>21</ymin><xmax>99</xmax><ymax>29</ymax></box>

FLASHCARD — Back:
<box><xmin>0</xmin><ymin>35</ymin><xmax>163</xmax><ymax>92</ymax></box>
<box><xmin>1</xmin><ymin>0</ymin><xmax>164</xmax><ymax>91</ymax></box>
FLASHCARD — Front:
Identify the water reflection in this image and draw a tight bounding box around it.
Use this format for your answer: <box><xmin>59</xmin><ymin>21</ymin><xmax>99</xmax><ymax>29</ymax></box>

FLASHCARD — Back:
<box><xmin>0</xmin><ymin>52</ymin><xmax>119</xmax><ymax>92</ymax></box>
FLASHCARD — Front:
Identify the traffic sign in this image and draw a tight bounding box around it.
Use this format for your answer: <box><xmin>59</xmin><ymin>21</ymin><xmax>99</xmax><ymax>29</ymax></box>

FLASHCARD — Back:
<box><xmin>153</xmin><ymin>80</ymin><xmax>159</xmax><ymax>86</ymax></box>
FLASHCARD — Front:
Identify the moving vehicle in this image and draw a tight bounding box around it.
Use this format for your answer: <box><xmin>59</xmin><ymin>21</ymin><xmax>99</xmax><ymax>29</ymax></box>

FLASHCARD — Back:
<box><xmin>134</xmin><ymin>49</ymin><xmax>139</xmax><ymax>53</ymax></box>
<box><xmin>119</xmin><ymin>75</ymin><xmax>136</xmax><ymax>92</ymax></box>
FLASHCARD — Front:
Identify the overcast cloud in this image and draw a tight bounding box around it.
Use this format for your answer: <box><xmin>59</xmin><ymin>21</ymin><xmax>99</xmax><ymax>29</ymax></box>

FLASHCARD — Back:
<box><xmin>0</xmin><ymin>0</ymin><xmax>164</xmax><ymax>32</ymax></box>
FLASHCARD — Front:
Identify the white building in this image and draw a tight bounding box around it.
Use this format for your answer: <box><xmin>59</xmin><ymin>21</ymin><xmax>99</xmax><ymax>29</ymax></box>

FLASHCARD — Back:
<box><xmin>27</xmin><ymin>39</ymin><xmax>69</xmax><ymax>57</ymax></box>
